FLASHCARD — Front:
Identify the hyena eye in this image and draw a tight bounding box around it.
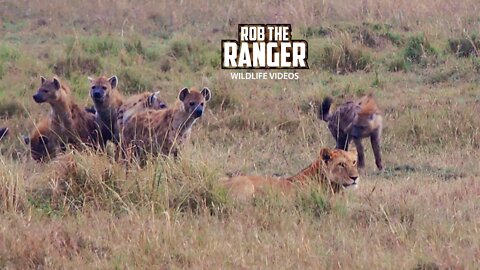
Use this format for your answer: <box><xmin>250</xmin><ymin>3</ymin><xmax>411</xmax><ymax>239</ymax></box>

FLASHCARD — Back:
<box><xmin>200</xmin><ymin>102</ymin><xmax>204</xmax><ymax>106</ymax></box>
<box><xmin>91</xmin><ymin>86</ymin><xmax>95</xmax><ymax>90</ymax></box>
<box><xmin>189</xmin><ymin>102</ymin><xmax>195</xmax><ymax>106</ymax></box>
<box><xmin>42</xmin><ymin>89</ymin><xmax>48</xmax><ymax>93</ymax></box>
<box><xmin>102</xmin><ymin>86</ymin><xmax>107</xmax><ymax>90</ymax></box>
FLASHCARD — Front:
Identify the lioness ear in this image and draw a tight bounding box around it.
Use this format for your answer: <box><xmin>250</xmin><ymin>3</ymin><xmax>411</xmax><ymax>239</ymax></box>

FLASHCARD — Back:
<box><xmin>40</xmin><ymin>76</ymin><xmax>47</xmax><ymax>84</ymax></box>
<box><xmin>108</xmin><ymin>75</ymin><xmax>118</xmax><ymax>89</ymax></box>
<box><xmin>88</xmin><ymin>76</ymin><xmax>95</xmax><ymax>84</ymax></box>
<box><xmin>201</xmin><ymin>87</ymin><xmax>211</xmax><ymax>101</ymax></box>
<box><xmin>178</xmin><ymin>87</ymin><xmax>189</xmax><ymax>101</ymax></box>
<box><xmin>320</xmin><ymin>148</ymin><xmax>332</xmax><ymax>163</ymax></box>
<box><xmin>22</xmin><ymin>135</ymin><xmax>30</xmax><ymax>145</ymax></box>
<box><xmin>52</xmin><ymin>77</ymin><xmax>61</xmax><ymax>90</ymax></box>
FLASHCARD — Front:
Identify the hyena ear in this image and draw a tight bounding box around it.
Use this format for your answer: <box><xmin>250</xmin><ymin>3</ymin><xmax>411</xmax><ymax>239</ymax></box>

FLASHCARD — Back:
<box><xmin>178</xmin><ymin>87</ymin><xmax>190</xmax><ymax>101</ymax></box>
<box><xmin>147</xmin><ymin>92</ymin><xmax>157</xmax><ymax>107</ymax></box>
<box><xmin>201</xmin><ymin>87</ymin><xmax>211</xmax><ymax>101</ymax></box>
<box><xmin>40</xmin><ymin>76</ymin><xmax>47</xmax><ymax>84</ymax></box>
<box><xmin>108</xmin><ymin>75</ymin><xmax>118</xmax><ymax>89</ymax></box>
<box><xmin>52</xmin><ymin>77</ymin><xmax>61</xmax><ymax>90</ymax></box>
<box><xmin>0</xmin><ymin>127</ymin><xmax>8</xmax><ymax>139</ymax></box>
<box><xmin>88</xmin><ymin>76</ymin><xmax>94</xmax><ymax>84</ymax></box>
<box><xmin>22</xmin><ymin>135</ymin><xmax>30</xmax><ymax>145</ymax></box>
<box><xmin>320</xmin><ymin>148</ymin><xmax>333</xmax><ymax>163</ymax></box>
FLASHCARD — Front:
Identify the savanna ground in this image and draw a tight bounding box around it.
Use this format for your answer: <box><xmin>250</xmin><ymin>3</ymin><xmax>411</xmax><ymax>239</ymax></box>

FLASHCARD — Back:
<box><xmin>0</xmin><ymin>0</ymin><xmax>480</xmax><ymax>269</ymax></box>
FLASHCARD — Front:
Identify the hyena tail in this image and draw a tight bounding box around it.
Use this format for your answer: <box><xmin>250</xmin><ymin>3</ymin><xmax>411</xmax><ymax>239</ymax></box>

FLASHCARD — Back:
<box><xmin>318</xmin><ymin>97</ymin><xmax>333</xmax><ymax>122</ymax></box>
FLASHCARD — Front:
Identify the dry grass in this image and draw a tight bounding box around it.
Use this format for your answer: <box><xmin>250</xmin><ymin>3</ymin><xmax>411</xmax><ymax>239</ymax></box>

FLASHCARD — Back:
<box><xmin>0</xmin><ymin>0</ymin><xmax>480</xmax><ymax>268</ymax></box>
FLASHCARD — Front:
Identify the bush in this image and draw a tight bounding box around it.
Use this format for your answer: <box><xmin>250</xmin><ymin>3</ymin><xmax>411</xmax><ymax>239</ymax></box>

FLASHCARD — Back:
<box><xmin>448</xmin><ymin>35</ymin><xmax>480</xmax><ymax>57</ymax></box>
<box><xmin>403</xmin><ymin>34</ymin><xmax>437</xmax><ymax>64</ymax></box>
<box><xmin>320</xmin><ymin>41</ymin><xmax>373</xmax><ymax>74</ymax></box>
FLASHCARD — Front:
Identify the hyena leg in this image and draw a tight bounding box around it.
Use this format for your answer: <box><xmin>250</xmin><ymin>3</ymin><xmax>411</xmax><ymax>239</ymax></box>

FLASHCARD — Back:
<box><xmin>353</xmin><ymin>138</ymin><xmax>365</xmax><ymax>169</ymax></box>
<box><xmin>336</xmin><ymin>132</ymin><xmax>350</xmax><ymax>150</ymax></box>
<box><xmin>370</xmin><ymin>130</ymin><xmax>383</xmax><ymax>170</ymax></box>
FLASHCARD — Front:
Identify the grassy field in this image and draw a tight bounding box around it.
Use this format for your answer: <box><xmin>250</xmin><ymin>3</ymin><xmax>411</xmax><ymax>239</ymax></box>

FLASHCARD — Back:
<box><xmin>1</xmin><ymin>0</ymin><xmax>480</xmax><ymax>268</ymax></box>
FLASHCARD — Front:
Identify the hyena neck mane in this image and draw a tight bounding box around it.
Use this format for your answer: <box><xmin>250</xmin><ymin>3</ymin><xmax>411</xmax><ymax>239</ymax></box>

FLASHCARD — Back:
<box><xmin>170</xmin><ymin>101</ymin><xmax>199</xmax><ymax>136</ymax></box>
<box><xmin>49</xmin><ymin>85</ymin><xmax>75</xmax><ymax>126</ymax></box>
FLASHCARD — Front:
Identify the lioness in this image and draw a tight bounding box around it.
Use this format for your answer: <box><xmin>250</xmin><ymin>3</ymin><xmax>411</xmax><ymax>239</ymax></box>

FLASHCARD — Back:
<box><xmin>222</xmin><ymin>148</ymin><xmax>359</xmax><ymax>201</ymax></box>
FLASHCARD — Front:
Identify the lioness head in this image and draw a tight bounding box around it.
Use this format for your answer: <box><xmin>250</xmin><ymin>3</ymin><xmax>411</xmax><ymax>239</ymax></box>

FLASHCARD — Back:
<box><xmin>320</xmin><ymin>148</ymin><xmax>359</xmax><ymax>189</ymax></box>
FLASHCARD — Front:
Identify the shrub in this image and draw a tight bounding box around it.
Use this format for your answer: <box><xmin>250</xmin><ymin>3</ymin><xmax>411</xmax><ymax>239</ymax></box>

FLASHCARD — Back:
<box><xmin>448</xmin><ymin>35</ymin><xmax>480</xmax><ymax>57</ymax></box>
<box><xmin>402</xmin><ymin>34</ymin><xmax>437</xmax><ymax>64</ymax></box>
<box><xmin>320</xmin><ymin>41</ymin><xmax>373</xmax><ymax>74</ymax></box>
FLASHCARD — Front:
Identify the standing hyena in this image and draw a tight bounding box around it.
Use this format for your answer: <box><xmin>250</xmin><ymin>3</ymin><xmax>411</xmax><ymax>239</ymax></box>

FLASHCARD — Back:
<box><xmin>318</xmin><ymin>94</ymin><xmax>383</xmax><ymax>170</ymax></box>
<box><xmin>88</xmin><ymin>75</ymin><xmax>123</xmax><ymax>146</ymax></box>
<box><xmin>122</xmin><ymin>87</ymin><xmax>211</xmax><ymax>162</ymax></box>
<box><xmin>33</xmin><ymin>76</ymin><xmax>100</xmax><ymax>150</ymax></box>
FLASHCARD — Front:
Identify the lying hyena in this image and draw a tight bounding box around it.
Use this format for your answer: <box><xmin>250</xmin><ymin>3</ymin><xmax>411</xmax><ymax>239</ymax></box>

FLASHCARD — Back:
<box><xmin>23</xmin><ymin>118</ymin><xmax>57</xmax><ymax>162</ymax></box>
<box><xmin>33</xmin><ymin>76</ymin><xmax>100</xmax><ymax>150</ymax></box>
<box><xmin>116</xmin><ymin>90</ymin><xmax>168</xmax><ymax>134</ymax></box>
<box><xmin>88</xmin><ymin>75</ymin><xmax>123</xmax><ymax>146</ymax></box>
<box><xmin>122</xmin><ymin>87</ymin><xmax>211</xmax><ymax>162</ymax></box>
<box><xmin>319</xmin><ymin>94</ymin><xmax>383</xmax><ymax>170</ymax></box>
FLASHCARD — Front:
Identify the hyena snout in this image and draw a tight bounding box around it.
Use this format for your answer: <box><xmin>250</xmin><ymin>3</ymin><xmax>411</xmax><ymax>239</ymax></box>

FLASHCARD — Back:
<box><xmin>33</xmin><ymin>93</ymin><xmax>46</xmax><ymax>103</ymax></box>
<box><xmin>91</xmin><ymin>87</ymin><xmax>106</xmax><ymax>102</ymax></box>
<box><xmin>193</xmin><ymin>105</ymin><xmax>204</xmax><ymax>118</ymax></box>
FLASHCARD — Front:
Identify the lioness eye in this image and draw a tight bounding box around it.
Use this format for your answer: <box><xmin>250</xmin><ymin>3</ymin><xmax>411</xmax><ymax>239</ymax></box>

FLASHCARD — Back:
<box><xmin>352</xmin><ymin>160</ymin><xmax>357</xmax><ymax>166</ymax></box>
<box><xmin>339</xmin><ymin>162</ymin><xmax>345</xmax><ymax>167</ymax></box>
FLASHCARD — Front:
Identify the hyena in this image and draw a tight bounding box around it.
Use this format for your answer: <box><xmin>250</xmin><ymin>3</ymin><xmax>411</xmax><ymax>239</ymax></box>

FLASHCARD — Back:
<box><xmin>122</xmin><ymin>87</ymin><xmax>211</xmax><ymax>162</ymax></box>
<box><xmin>33</xmin><ymin>76</ymin><xmax>100</xmax><ymax>150</ymax></box>
<box><xmin>318</xmin><ymin>94</ymin><xmax>383</xmax><ymax>170</ymax></box>
<box><xmin>88</xmin><ymin>75</ymin><xmax>123</xmax><ymax>146</ymax></box>
<box><xmin>24</xmin><ymin>106</ymin><xmax>97</xmax><ymax>162</ymax></box>
<box><xmin>116</xmin><ymin>90</ymin><xmax>168</xmax><ymax>134</ymax></box>
<box><xmin>23</xmin><ymin>118</ymin><xmax>57</xmax><ymax>162</ymax></box>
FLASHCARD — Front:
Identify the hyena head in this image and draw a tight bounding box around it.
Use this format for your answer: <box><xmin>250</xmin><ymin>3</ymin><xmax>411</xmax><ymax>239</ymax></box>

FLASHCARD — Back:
<box><xmin>350</xmin><ymin>94</ymin><xmax>381</xmax><ymax>138</ymax></box>
<box><xmin>88</xmin><ymin>75</ymin><xmax>118</xmax><ymax>105</ymax></box>
<box><xmin>23</xmin><ymin>134</ymin><xmax>52</xmax><ymax>162</ymax></box>
<box><xmin>178</xmin><ymin>87</ymin><xmax>212</xmax><ymax>118</ymax></box>
<box><xmin>33</xmin><ymin>76</ymin><xmax>63</xmax><ymax>104</ymax></box>
<box><xmin>148</xmin><ymin>91</ymin><xmax>168</xmax><ymax>110</ymax></box>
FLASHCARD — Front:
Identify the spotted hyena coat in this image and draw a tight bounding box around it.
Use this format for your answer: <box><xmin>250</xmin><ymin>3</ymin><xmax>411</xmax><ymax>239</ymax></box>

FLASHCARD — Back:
<box><xmin>121</xmin><ymin>87</ymin><xmax>211</xmax><ymax>162</ymax></box>
<box><xmin>318</xmin><ymin>94</ymin><xmax>383</xmax><ymax>170</ymax></box>
<box><xmin>89</xmin><ymin>75</ymin><xmax>124</xmax><ymax>146</ymax></box>
<box><xmin>116</xmin><ymin>91</ymin><xmax>168</xmax><ymax>135</ymax></box>
<box><xmin>33</xmin><ymin>76</ymin><xmax>100</xmax><ymax>151</ymax></box>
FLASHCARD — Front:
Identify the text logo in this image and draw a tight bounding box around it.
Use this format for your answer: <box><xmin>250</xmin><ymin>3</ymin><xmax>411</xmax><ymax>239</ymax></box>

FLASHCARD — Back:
<box><xmin>222</xmin><ymin>24</ymin><xmax>309</xmax><ymax>69</ymax></box>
